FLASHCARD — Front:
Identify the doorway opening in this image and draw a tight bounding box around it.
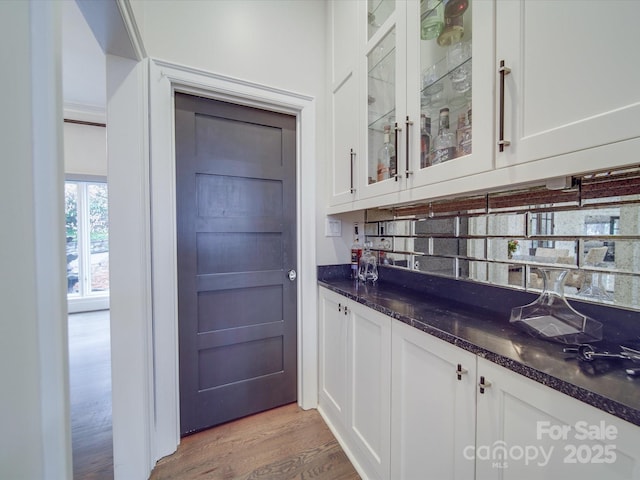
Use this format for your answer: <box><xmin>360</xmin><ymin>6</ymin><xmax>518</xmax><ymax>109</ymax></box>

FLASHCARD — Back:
<box><xmin>62</xmin><ymin>1</ymin><xmax>112</xmax><ymax>477</ymax></box>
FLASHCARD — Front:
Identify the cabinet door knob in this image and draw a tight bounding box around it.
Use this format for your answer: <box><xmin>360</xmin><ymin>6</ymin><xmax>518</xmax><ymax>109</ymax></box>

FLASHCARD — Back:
<box><xmin>456</xmin><ymin>363</ymin><xmax>468</xmax><ymax>381</ymax></box>
<box><xmin>338</xmin><ymin>303</ymin><xmax>342</xmax><ymax>312</ymax></box>
<box><xmin>479</xmin><ymin>375</ymin><xmax>492</xmax><ymax>394</ymax></box>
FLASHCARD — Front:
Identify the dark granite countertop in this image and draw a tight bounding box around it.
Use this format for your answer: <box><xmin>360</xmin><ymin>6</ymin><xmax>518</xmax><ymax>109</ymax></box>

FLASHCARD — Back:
<box><xmin>318</xmin><ymin>265</ymin><xmax>640</xmax><ymax>427</ymax></box>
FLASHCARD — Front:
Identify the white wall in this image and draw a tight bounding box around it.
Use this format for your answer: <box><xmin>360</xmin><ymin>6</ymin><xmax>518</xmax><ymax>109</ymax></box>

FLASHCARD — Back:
<box><xmin>133</xmin><ymin>0</ymin><xmax>325</xmax><ymax>95</ymax></box>
<box><xmin>319</xmin><ymin>210</ymin><xmax>366</xmax><ymax>265</ymax></box>
<box><xmin>1</xmin><ymin>5</ymin><xmax>45</xmax><ymax>478</ymax></box>
<box><xmin>63</xmin><ymin>122</ymin><xmax>107</xmax><ymax>177</ymax></box>
<box><xmin>130</xmin><ymin>0</ymin><xmax>344</xmax><ymax>266</ymax></box>
<box><xmin>0</xmin><ymin>1</ymin><xmax>71</xmax><ymax>479</ymax></box>
<box><xmin>107</xmin><ymin>54</ymin><xmax>154</xmax><ymax>479</ymax></box>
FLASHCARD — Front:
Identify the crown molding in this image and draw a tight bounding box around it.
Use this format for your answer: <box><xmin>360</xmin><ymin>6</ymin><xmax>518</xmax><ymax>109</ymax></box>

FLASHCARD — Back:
<box><xmin>117</xmin><ymin>0</ymin><xmax>147</xmax><ymax>61</ymax></box>
<box><xmin>63</xmin><ymin>102</ymin><xmax>106</xmax><ymax>124</ymax></box>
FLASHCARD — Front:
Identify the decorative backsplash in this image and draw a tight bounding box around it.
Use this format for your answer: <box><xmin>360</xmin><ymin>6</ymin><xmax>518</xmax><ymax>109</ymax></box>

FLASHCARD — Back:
<box><xmin>363</xmin><ymin>167</ymin><xmax>640</xmax><ymax>311</ymax></box>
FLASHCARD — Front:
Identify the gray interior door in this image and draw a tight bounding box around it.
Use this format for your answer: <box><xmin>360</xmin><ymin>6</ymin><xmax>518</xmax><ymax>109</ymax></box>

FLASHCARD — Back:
<box><xmin>175</xmin><ymin>93</ymin><xmax>297</xmax><ymax>435</ymax></box>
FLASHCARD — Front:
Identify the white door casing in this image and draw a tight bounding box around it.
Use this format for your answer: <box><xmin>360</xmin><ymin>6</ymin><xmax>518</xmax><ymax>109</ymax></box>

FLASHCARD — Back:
<box><xmin>148</xmin><ymin>58</ymin><xmax>319</xmax><ymax>460</ymax></box>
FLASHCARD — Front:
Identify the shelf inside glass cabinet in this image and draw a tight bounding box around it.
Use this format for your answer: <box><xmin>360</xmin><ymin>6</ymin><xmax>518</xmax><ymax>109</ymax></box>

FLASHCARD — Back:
<box><xmin>367</xmin><ymin>27</ymin><xmax>397</xmax><ymax>132</ymax></box>
<box><xmin>421</xmin><ymin>56</ymin><xmax>472</xmax><ymax>113</ymax></box>
<box><xmin>419</xmin><ymin>0</ymin><xmax>473</xmax><ymax>168</ymax></box>
<box><xmin>368</xmin><ymin>0</ymin><xmax>394</xmax><ymax>40</ymax></box>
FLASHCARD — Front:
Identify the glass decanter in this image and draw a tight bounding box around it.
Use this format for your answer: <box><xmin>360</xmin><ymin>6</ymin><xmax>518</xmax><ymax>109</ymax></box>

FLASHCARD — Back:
<box><xmin>510</xmin><ymin>267</ymin><xmax>603</xmax><ymax>344</ymax></box>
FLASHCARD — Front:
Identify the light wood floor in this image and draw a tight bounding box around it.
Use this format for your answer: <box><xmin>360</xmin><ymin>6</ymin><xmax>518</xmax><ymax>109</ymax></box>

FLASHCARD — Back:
<box><xmin>68</xmin><ymin>310</ymin><xmax>113</xmax><ymax>479</ymax></box>
<box><xmin>150</xmin><ymin>403</ymin><xmax>360</xmax><ymax>480</ymax></box>
<box><xmin>69</xmin><ymin>311</ymin><xmax>357</xmax><ymax>480</ymax></box>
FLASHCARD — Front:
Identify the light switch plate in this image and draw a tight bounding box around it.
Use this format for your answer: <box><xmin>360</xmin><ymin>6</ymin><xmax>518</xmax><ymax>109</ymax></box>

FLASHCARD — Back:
<box><xmin>325</xmin><ymin>217</ymin><xmax>342</xmax><ymax>237</ymax></box>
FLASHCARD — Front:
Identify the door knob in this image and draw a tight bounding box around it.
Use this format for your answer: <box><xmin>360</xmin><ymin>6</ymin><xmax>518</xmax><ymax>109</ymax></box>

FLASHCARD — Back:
<box><xmin>288</xmin><ymin>269</ymin><xmax>297</xmax><ymax>281</ymax></box>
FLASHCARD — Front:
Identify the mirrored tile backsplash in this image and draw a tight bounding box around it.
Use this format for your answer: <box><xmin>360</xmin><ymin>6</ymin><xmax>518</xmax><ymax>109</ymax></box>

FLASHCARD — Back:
<box><xmin>363</xmin><ymin>168</ymin><xmax>640</xmax><ymax>310</ymax></box>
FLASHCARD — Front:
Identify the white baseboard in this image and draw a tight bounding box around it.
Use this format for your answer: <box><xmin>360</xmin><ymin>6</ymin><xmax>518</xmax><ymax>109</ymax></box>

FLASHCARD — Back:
<box><xmin>67</xmin><ymin>295</ymin><xmax>110</xmax><ymax>313</ymax></box>
<box><xmin>316</xmin><ymin>404</ymin><xmax>371</xmax><ymax>480</ymax></box>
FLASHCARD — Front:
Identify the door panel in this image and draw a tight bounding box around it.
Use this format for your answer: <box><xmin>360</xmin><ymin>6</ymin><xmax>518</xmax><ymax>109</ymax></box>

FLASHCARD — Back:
<box><xmin>175</xmin><ymin>93</ymin><xmax>297</xmax><ymax>435</ymax></box>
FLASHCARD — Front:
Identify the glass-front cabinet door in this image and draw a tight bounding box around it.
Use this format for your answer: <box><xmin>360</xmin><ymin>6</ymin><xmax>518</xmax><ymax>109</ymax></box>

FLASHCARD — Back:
<box><xmin>360</xmin><ymin>0</ymin><xmax>403</xmax><ymax>200</ymax></box>
<box><xmin>407</xmin><ymin>0</ymin><xmax>494</xmax><ymax>192</ymax></box>
<box><xmin>360</xmin><ymin>0</ymin><xmax>493</xmax><ymax>203</ymax></box>
<box><xmin>368</xmin><ymin>0</ymin><xmax>394</xmax><ymax>40</ymax></box>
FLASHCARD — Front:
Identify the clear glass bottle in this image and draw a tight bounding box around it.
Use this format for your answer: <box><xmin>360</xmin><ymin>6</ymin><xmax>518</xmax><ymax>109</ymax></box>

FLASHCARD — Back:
<box><xmin>456</xmin><ymin>107</ymin><xmax>472</xmax><ymax>157</ymax></box>
<box><xmin>437</xmin><ymin>13</ymin><xmax>464</xmax><ymax>46</ymax></box>
<box><xmin>377</xmin><ymin>124</ymin><xmax>395</xmax><ymax>181</ymax></box>
<box><xmin>433</xmin><ymin>107</ymin><xmax>456</xmax><ymax>164</ymax></box>
<box><xmin>420</xmin><ymin>114</ymin><xmax>432</xmax><ymax>168</ymax></box>
<box><xmin>444</xmin><ymin>0</ymin><xmax>469</xmax><ymax>18</ymax></box>
<box><xmin>350</xmin><ymin>224</ymin><xmax>362</xmax><ymax>279</ymax></box>
<box><xmin>358</xmin><ymin>242</ymin><xmax>378</xmax><ymax>283</ymax></box>
<box><xmin>420</xmin><ymin>0</ymin><xmax>444</xmax><ymax>40</ymax></box>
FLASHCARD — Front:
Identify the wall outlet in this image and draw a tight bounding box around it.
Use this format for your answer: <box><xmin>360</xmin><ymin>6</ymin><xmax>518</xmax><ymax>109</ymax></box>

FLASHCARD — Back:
<box><xmin>325</xmin><ymin>217</ymin><xmax>342</xmax><ymax>237</ymax></box>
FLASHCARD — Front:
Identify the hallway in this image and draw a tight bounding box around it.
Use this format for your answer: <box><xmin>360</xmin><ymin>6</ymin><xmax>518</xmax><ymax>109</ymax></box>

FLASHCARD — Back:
<box><xmin>68</xmin><ymin>311</ymin><xmax>357</xmax><ymax>479</ymax></box>
<box><xmin>68</xmin><ymin>310</ymin><xmax>113</xmax><ymax>479</ymax></box>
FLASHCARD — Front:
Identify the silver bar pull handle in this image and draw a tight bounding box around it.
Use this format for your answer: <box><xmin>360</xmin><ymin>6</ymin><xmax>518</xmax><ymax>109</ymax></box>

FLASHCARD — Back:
<box><xmin>456</xmin><ymin>363</ymin><xmax>468</xmax><ymax>381</ymax></box>
<box><xmin>350</xmin><ymin>148</ymin><xmax>356</xmax><ymax>193</ymax></box>
<box><xmin>394</xmin><ymin>122</ymin><xmax>401</xmax><ymax>181</ymax></box>
<box><xmin>479</xmin><ymin>376</ymin><xmax>492</xmax><ymax>394</ymax></box>
<box><xmin>498</xmin><ymin>60</ymin><xmax>511</xmax><ymax>152</ymax></box>
<box><xmin>405</xmin><ymin>116</ymin><xmax>413</xmax><ymax>178</ymax></box>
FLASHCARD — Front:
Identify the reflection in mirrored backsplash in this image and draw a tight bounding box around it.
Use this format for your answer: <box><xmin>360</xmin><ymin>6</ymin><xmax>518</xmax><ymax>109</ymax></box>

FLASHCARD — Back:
<box><xmin>364</xmin><ymin>168</ymin><xmax>640</xmax><ymax>310</ymax></box>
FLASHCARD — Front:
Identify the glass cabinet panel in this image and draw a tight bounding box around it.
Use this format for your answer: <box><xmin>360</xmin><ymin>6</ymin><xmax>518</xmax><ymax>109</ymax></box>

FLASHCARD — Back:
<box><xmin>368</xmin><ymin>0</ymin><xmax>395</xmax><ymax>40</ymax></box>
<box><xmin>367</xmin><ymin>28</ymin><xmax>397</xmax><ymax>185</ymax></box>
<box><xmin>419</xmin><ymin>0</ymin><xmax>472</xmax><ymax>169</ymax></box>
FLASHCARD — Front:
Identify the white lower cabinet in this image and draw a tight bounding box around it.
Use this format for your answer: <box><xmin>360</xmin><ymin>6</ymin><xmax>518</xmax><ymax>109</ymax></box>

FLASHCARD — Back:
<box><xmin>319</xmin><ymin>288</ymin><xmax>640</xmax><ymax>479</ymax></box>
<box><xmin>318</xmin><ymin>287</ymin><xmax>350</xmax><ymax>433</ymax></box>
<box><xmin>391</xmin><ymin>320</ymin><xmax>477</xmax><ymax>480</ymax></box>
<box><xmin>318</xmin><ymin>287</ymin><xmax>391</xmax><ymax>479</ymax></box>
<box><xmin>476</xmin><ymin>358</ymin><xmax>640</xmax><ymax>480</ymax></box>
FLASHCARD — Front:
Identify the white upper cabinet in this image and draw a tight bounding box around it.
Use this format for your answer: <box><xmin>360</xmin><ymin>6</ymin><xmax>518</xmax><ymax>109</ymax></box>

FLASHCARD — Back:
<box><xmin>359</xmin><ymin>8</ymin><xmax>402</xmax><ymax>201</ymax></box>
<box><xmin>328</xmin><ymin>0</ymin><xmax>640</xmax><ymax>213</ymax></box>
<box><xmin>495</xmin><ymin>0</ymin><xmax>640</xmax><ymax>171</ymax></box>
<box><xmin>405</xmin><ymin>0</ymin><xmax>495</xmax><ymax>192</ymax></box>
<box><xmin>330</xmin><ymin>72</ymin><xmax>359</xmax><ymax>206</ymax></box>
<box><xmin>329</xmin><ymin>0</ymin><xmax>495</xmax><ymax>209</ymax></box>
<box><xmin>328</xmin><ymin>0</ymin><xmax>360</xmax><ymax>207</ymax></box>
<box><xmin>360</xmin><ymin>0</ymin><xmax>495</xmax><ymax>201</ymax></box>
<box><xmin>331</xmin><ymin>0</ymin><xmax>358</xmax><ymax>84</ymax></box>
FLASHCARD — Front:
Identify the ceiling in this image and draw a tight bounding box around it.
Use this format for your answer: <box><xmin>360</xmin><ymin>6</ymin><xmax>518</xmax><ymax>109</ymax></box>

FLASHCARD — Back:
<box><xmin>62</xmin><ymin>0</ymin><xmax>106</xmax><ymax>112</ymax></box>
